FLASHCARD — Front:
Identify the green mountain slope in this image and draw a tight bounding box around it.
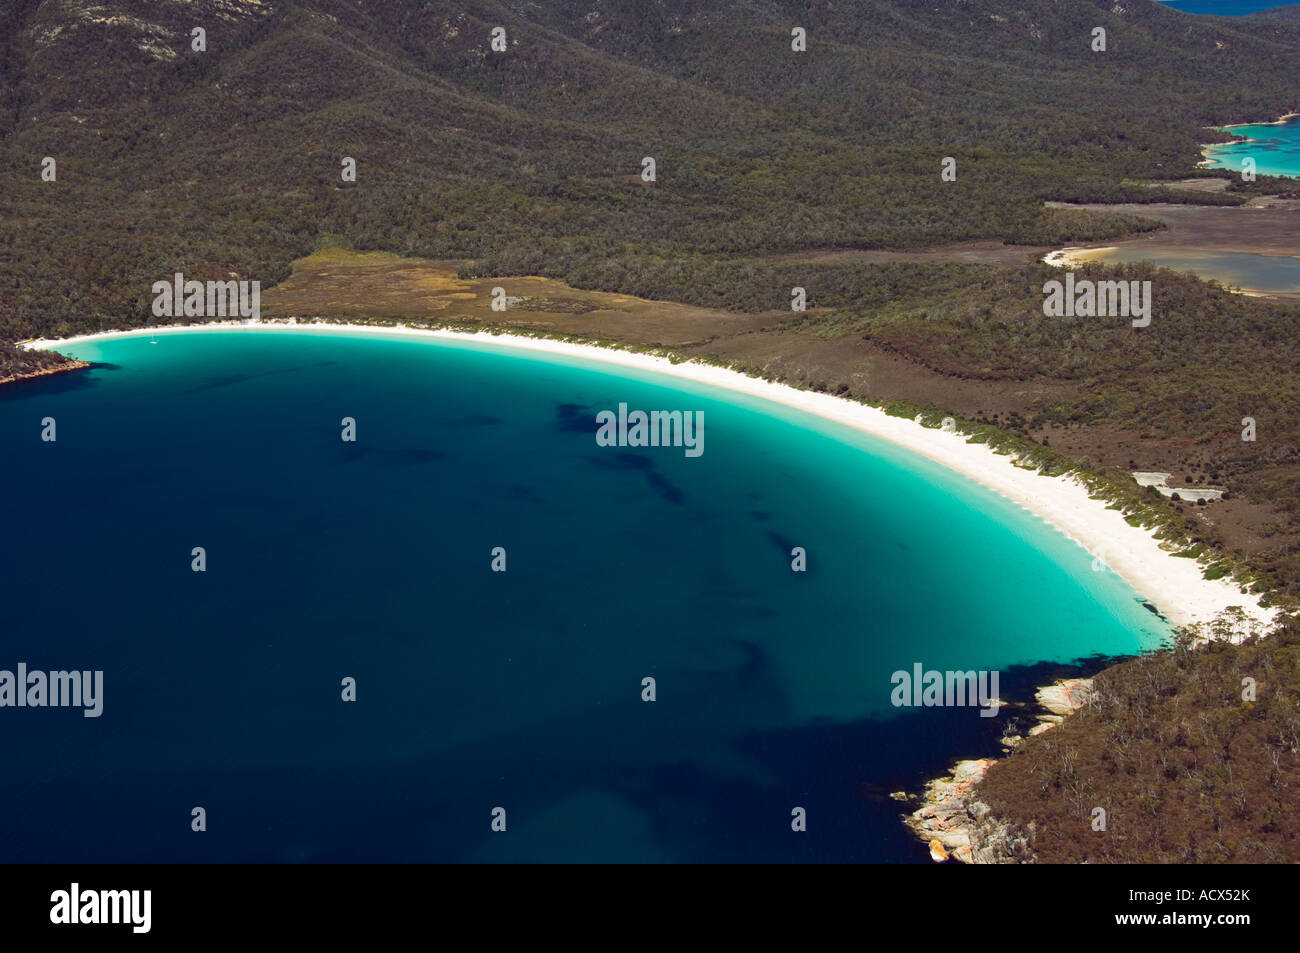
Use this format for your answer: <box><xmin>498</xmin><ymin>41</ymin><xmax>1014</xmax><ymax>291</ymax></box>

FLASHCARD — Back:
<box><xmin>1</xmin><ymin>0</ymin><xmax>1297</xmax><ymax>340</ymax></box>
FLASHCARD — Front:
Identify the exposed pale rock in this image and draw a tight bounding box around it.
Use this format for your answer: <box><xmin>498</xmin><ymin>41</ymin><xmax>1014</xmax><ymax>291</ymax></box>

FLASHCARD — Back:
<box><xmin>1036</xmin><ymin>677</ymin><xmax>1094</xmax><ymax>716</ymax></box>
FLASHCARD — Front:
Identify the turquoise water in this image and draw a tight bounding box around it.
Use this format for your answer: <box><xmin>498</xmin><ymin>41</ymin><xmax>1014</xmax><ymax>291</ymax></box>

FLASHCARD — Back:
<box><xmin>0</xmin><ymin>331</ymin><xmax>1169</xmax><ymax>862</ymax></box>
<box><xmin>1069</xmin><ymin>246</ymin><xmax>1300</xmax><ymax>296</ymax></box>
<box><xmin>1203</xmin><ymin>116</ymin><xmax>1300</xmax><ymax>179</ymax></box>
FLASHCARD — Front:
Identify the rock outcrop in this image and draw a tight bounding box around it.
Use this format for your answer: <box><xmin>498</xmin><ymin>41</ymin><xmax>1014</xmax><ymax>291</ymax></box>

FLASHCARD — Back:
<box><xmin>906</xmin><ymin>758</ymin><xmax>1035</xmax><ymax>863</ymax></box>
<box><xmin>904</xmin><ymin>676</ymin><xmax>1096</xmax><ymax>863</ymax></box>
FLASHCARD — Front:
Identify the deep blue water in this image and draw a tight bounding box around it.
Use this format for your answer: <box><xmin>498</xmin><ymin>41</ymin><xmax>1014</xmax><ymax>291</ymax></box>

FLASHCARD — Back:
<box><xmin>0</xmin><ymin>331</ymin><xmax>1170</xmax><ymax>862</ymax></box>
<box><xmin>1160</xmin><ymin>0</ymin><xmax>1296</xmax><ymax>14</ymax></box>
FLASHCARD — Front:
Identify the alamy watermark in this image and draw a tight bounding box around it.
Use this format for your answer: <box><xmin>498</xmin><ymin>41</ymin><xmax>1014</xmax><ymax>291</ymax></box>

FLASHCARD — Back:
<box><xmin>0</xmin><ymin>663</ymin><xmax>102</xmax><ymax>717</ymax></box>
<box><xmin>1043</xmin><ymin>271</ymin><xmax>1151</xmax><ymax>327</ymax></box>
<box><xmin>151</xmin><ymin>272</ymin><xmax>260</xmax><ymax>320</ymax></box>
<box><xmin>596</xmin><ymin>403</ymin><xmax>704</xmax><ymax>457</ymax></box>
<box><xmin>890</xmin><ymin>663</ymin><xmax>1000</xmax><ymax>717</ymax></box>
<box><xmin>50</xmin><ymin>883</ymin><xmax>150</xmax><ymax>933</ymax></box>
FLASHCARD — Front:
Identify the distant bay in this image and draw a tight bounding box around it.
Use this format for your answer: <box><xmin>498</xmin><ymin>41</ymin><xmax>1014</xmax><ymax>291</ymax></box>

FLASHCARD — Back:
<box><xmin>1160</xmin><ymin>0</ymin><xmax>1299</xmax><ymax>14</ymax></box>
<box><xmin>1202</xmin><ymin>116</ymin><xmax>1300</xmax><ymax>179</ymax></box>
<box><xmin>1061</xmin><ymin>246</ymin><xmax>1300</xmax><ymax>298</ymax></box>
<box><xmin>0</xmin><ymin>331</ymin><xmax>1170</xmax><ymax>862</ymax></box>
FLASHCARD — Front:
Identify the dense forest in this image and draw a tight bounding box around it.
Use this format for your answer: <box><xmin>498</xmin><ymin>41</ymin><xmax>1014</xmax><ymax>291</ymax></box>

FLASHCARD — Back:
<box><xmin>979</xmin><ymin>616</ymin><xmax>1300</xmax><ymax>863</ymax></box>
<box><xmin>0</xmin><ymin>340</ymin><xmax>81</xmax><ymax>382</ymax></box>
<box><xmin>2</xmin><ymin>0</ymin><xmax>1299</xmax><ymax>343</ymax></box>
<box><xmin>3</xmin><ymin>0</ymin><xmax>1300</xmax><ymax>862</ymax></box>
<box><xmin>1252</xmin><ymin>5</ymin><xmax>1300</xmax><ymax>20</ymax></box>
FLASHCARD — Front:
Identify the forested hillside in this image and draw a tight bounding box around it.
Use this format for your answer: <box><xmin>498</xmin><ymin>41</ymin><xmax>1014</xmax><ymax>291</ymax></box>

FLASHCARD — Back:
<box><xmin>1249</xmin><ymin>4</ymin><xmax>1300</xmax><ymax>20</ymax></box>
<box><xmin>1</xmin><ymin>0</ymin><xmax>1298</xmax><ymax>341</ymax></box>
<box><xmin>979</xmin><ymin>617</ymin><xmax>1300</xmax><ymax>863</ymax></box>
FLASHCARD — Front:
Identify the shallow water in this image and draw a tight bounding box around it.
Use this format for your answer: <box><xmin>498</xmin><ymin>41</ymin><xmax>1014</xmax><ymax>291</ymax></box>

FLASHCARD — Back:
<box><xmin>1065</xmin><ymin>246</ymin><xmax>1300</xmax><ymax>296</ymax></box>
<box><xmin>1203</xmin><ymin>116</ymin><xmax>1300</xmax><ymax>180</ymax></box>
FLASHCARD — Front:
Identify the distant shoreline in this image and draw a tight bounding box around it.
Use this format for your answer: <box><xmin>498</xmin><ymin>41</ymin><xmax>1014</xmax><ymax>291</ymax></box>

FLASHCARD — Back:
<box><xmin>25</xmin><ymin>320</ymin><xmax>1275</xmax><ymax>633</ymax></box>
<box><xmin>1219</xmin><ymin>112</ymin><xmax>1300</xmax><ymax>129</ymax></box>
<box><xmin>1199</xmin><ymin>111</ymin><xmax>1300</xmax><ymax>172</ymax></box>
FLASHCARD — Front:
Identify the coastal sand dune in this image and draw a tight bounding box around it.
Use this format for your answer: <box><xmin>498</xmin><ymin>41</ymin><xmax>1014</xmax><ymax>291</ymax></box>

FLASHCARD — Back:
<box><xmin>26</xmin><ymin>322</ymin><xmax>1275</xmax><ymax>632</ymax></box>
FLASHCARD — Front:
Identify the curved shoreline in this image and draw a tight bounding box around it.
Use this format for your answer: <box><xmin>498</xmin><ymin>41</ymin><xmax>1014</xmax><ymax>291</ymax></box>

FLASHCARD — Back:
<box><xmin>25</xmin><ymin>320</ymin><xmax>1275</xmax><ymax>632</ymax></box>
<box><xmin>1199</xmin><ymin>112</ymin><xmax>1300</xmax><ymax>174</ymax></box>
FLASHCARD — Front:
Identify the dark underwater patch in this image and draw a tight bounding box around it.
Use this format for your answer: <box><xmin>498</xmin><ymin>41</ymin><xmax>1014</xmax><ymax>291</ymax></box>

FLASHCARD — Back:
<box><xmin>444</xmin><ymin>414</ymin><xmax>504</xmax><ymax>429</ymax></box>
<box><xmin>555</xmin><ymin>402</ymin><xmax>597</xmax><ymax>433</ymax></box>
<box><xmin>181</xmin><ymin>361</ymin><xmax>336</xmax><ymax>394</ymax></box>
<box><xmin>583</xmin><ymin>451</ymin><xmax>655</xmax><ymax>471</ymax></box>
<box><xmin>646</xmin><ymin>470</ymin><xmax>685</xmax><ymax>504</ymax></box>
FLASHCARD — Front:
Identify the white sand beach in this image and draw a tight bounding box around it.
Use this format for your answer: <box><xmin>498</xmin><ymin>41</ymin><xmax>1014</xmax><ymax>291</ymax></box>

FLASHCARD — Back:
<box><xmin>1041</xmin><ymin>247</ymin><xmax>1113</xmax><ymax>269</ymax></box>
<box><xmin>1213</xmin><ymin>112</ymin><xmax>1300</xmax><ymax>130</ymax></box>
<box><xmin>25</xmin><ymin>321</ymin><xmax>1276</xmax><ymax>632</ymax></box>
